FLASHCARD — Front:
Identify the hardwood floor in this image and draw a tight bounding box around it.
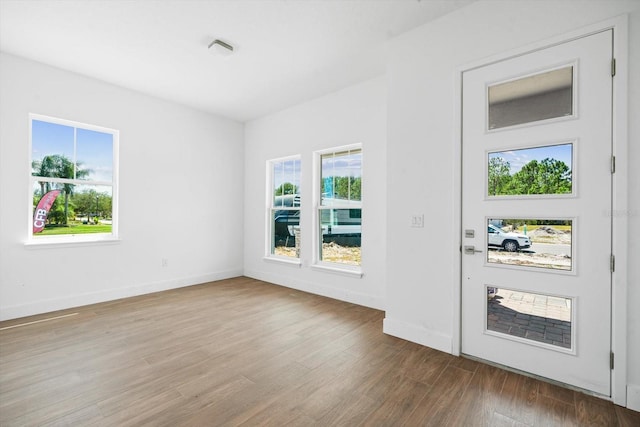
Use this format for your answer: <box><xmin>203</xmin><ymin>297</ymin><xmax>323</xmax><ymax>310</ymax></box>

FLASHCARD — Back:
<box><xmin>1</xmin><ymin>277</ymin><xmax>638</xmax><ymax>426</ymax></box>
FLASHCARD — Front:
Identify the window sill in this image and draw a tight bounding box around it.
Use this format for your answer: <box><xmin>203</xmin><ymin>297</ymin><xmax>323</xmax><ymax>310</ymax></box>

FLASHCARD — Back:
<box><xmin>263</xmin><ymin>256</ymin><xmax>302</xmax><ymax>267</ymax></box>
<box><xmin>25</xmin><ymin>236</ymin><xmax>121</xmax><ymax>249</ymax></box>
<box><xmin>311</xmin><ymin>263</ymin><xmax>363</xmax><ymax>278</ymax></box>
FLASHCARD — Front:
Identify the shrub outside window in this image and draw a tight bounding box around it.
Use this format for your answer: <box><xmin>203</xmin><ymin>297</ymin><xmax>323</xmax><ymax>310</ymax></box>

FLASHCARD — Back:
<box><xmin>317</xmin><ymin>145</ymin><xmax>362</xmax><ymax>268</ymax></box>
<box><xmin>29</xmin><ymin>114</ymin><xmax>118</xmax><ymax>242</ymax></box>
<box><xmin>268</xmin><ymin>156</ymin><xmax>301</xmax><ymax>259</ymax></box>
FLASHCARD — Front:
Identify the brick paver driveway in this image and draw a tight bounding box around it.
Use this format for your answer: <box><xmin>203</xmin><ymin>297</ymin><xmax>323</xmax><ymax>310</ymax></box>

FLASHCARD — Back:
<box><xmin>487</xmin><ymin>288</ymin><xmax>572</xmax><ymax>349</ymax></box>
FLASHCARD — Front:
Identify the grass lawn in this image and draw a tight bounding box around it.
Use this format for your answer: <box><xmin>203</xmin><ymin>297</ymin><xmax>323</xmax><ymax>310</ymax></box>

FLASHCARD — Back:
<box><xmin>36</xmin><ymin>224</ymin><xmax>112</xmax><ymax>235</ymax></box>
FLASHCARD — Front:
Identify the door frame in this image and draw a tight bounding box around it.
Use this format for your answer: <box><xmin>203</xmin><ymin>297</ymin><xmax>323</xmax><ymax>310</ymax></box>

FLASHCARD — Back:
<box><xmin>452</xmin><ymin>15</ymin><xmax>629</xmax><ymax>406</ymax></box>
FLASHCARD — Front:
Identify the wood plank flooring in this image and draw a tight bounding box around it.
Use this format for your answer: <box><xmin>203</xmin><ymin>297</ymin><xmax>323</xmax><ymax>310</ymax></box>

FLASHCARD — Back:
<box><xmin>1</xmin><ymin>277</ymin><xmax>638</xmax><ymax>426</ymax></box>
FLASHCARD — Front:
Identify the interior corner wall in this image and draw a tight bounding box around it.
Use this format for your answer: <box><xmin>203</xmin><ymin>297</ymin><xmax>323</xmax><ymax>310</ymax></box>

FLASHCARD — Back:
<box><xmin>384</xmin><ymin>0</ymin><xmax>640</xmax><ymax>401</ymax></box>
<box><xmin>0</xmin><ymin>53</ymin><xmax>245</xmax><ymax>320</ymax></box>
<box><xmin>243</xmin><ymin>77</ymin><xmax>387</xmax><ymax>310</ymax></box>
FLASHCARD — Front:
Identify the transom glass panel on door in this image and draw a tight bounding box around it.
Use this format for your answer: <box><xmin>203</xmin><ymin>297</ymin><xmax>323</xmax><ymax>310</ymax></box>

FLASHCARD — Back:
<box><xmin>488</xmin><ymin>65</ymin><xmax>575</xmax><ymax>130</ymax></box>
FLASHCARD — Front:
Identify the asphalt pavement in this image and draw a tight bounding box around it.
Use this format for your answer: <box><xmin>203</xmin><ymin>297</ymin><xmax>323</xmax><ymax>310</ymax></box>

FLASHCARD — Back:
<box><xmin>524</xmin><ymin>242</ymin><xmax>571</xmax><ymax>256</ymax></box>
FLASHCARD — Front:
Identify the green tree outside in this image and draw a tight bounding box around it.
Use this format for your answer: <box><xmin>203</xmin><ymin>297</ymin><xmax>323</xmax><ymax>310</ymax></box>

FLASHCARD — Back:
<box><xmin>488</xmin><ymin>157</ymin><xmax>511</xmax><ymax>195</ymax></box>
<box><xmin>274</xmin><ymin>182</ymin><xmax>297</xmax><ymax>196</ymax></box>
<box><xmin>74</xmin><ymin>190</ymin><xmax>112</xmax><ymax>222</ymax></box>
<box><xmin>489</xmin><ymin>157</ymin><xmax>571</xmax><ymax>196</ymax></box>
<box><xmin>324</xmin><ymin>176</ymin><xmax>361</xmax><ymax>200</ymax></box>
<box><xmin>32</xmin><ymin>154</ymin><xmax>92</xmax><ymax>225</ymax></box>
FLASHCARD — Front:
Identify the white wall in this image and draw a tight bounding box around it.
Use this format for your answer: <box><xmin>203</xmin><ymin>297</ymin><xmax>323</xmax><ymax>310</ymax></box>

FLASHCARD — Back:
<box><xmin>244</xmin><ymin>77</ymin><xmax>387</xmax><ymax>309</ymax></box>
<box><xmin>0</xmin><ymin>53</ymin><xmax>245</xmax><ymax>320</ymax></box>
<box><xmin>384</xmin><ymin>0</ymin><xmax>639</xmax><ymax>407</ymax></box>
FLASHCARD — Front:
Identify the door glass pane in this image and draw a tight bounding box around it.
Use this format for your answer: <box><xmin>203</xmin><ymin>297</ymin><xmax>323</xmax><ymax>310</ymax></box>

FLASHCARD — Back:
<box><xmin>487</xmin><ymin>287</ymin><xmax>572</xmax><ymax>350</ymax></box>
<box><xmin>488</xmin><ymin>143</ymin><xmax>573</xmax><ymax>196</ymax></box>
<box><xmin>487</xmin><ymin>219</ymin><xmax>572</xmax><ymax>271</ymax></box>
<box><xmin>488</xmin><ymin>66</ymin><xmax>573</xmax><ymax>130</ymax></box>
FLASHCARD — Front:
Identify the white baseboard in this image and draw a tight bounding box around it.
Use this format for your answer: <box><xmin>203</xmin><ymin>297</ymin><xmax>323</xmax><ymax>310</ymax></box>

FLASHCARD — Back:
<box><xmin>383</xmin><ymin>316</ymin><xmax>452</xmax><ymax>354</ymax></box>
<box><xmin>0</xmin><ymin>269</ymin><xmax>243</xmax><ymax>321</ymax></box>
<box><xmin>243</xmin><ymin>269</ymin><xmax>385</xmax><ymax>311</ymax></box>
<box><xmin>627</xmin><ymin>384</ymin><xmax>640</xmax><ymax>412</ymax></box>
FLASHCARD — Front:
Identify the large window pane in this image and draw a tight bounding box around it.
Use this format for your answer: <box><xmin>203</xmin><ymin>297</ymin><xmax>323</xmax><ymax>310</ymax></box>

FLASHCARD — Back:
<box><xmin>30</xmin><ymin>116</ymin><xmax>117</xmax><ymax>241</ymax></box>
<box><xmin>488</xmin><ymin>66</ymin><xmax>573</xmax><ymax>130</ymax></box>
<box><xmin>32</xmin><ymin>182</ymin><xmax>113</xmax><ymax>237</ymax></box>
<box><xmin>317</xmin><ymin>145</ymin><xmax>362</xmax><ymax>269</ymax></box>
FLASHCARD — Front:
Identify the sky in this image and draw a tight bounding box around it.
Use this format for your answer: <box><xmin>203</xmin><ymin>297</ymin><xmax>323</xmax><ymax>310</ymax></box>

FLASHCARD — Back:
<box><xmin>488</xmin><ymin>143</ymin><xmax>572</xmax><ymax>174</ymax></box>
<box><xmin>272</xmin><ymin>152</ymin><xmax>363</xmax><ymax>191</ymax></box>
<box><xmin>273</xmin><ymin>158</ymin><xmax>301</xmax><ymax>191</ymax></box>
<box><xmin>32</xmin><ymin>119</ymin><xmax>114</xmax><ymax>183</ymax></box>
<box><xmin>321</xmin><ymin>151</ymin><xmax>362</xmax><ymax>179</ymax></box>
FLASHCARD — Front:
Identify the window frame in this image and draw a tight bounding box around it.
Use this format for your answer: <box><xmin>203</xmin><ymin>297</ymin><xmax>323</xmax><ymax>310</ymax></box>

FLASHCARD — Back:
<box><xmin>27</xmin><ymin>113</ymin><xmax>119</xmax><ymax>245</ymax></box>
<box><xmin>265</xmin><ymin>155</ymin><xmax>302</xmax><ymax>265</ymax></box>
<box><xmin>312</xmin><ymin>143</ymin><xmax>363</xmax><ymax>276</ymax></box>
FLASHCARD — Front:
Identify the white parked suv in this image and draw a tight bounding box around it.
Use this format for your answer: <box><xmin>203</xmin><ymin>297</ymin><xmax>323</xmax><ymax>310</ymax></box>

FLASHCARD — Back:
<box><xmin>487</xmin><ymin>224</ymin><xmax>531</xmax><ymax>252</ymax></box>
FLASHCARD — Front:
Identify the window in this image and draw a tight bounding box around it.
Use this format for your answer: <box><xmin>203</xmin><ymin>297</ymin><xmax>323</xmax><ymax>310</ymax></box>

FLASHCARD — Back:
<box><xmin>316</xmin><ymin>145</ymin><xmax>362</xmax><ymax>269</ymax></box>
<box><xmin>30</xmin><ymin>114</ymin><xmax>118</xmax><ymax>242</ymax></box>
<box><xmin>268</xmin><ymin>156</ymin><xmax>301</xmax><ymax>259</ymax></box>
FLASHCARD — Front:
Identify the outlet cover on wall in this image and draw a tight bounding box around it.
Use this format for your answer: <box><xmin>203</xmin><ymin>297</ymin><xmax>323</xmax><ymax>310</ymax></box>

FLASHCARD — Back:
<box><xmin>411</xmin><ymin>214</ymin><xmax>424</xmax><ymax>228</ymax></box>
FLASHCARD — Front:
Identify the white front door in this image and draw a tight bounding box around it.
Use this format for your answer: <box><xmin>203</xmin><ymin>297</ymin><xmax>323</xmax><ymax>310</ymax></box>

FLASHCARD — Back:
<box><xmin>461</xmin><ymin>30</ymin><xmax>613</xmax><ymax>395</ymax></box>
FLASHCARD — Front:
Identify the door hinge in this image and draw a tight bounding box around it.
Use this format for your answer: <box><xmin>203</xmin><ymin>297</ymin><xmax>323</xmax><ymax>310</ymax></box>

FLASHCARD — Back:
<box><xmin>611</xmin><ymin>156</ymin><xmax>616</xmax><ymax>174</ymax></box>
<box><xmin>611</xmin><ymin>58</ymin><xmax>616</xmax><ymax>77</ymax></box>
<box><xmin>610</xmin><ymin>254</ymin><xmax>615</xmax><ymax>273</ymax></box>
<box><xmin>610</xmin><ymin>352</ymin><xmax>615</xmax><ymax>370</ymax></box>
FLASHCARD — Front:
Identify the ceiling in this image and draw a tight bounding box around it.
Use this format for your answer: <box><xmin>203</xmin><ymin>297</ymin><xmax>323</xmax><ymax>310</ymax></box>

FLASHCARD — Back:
<box><xmin>0</xmin><ymin>0</ymin><xmax>474</xmax><ymax>122</ymax></box>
